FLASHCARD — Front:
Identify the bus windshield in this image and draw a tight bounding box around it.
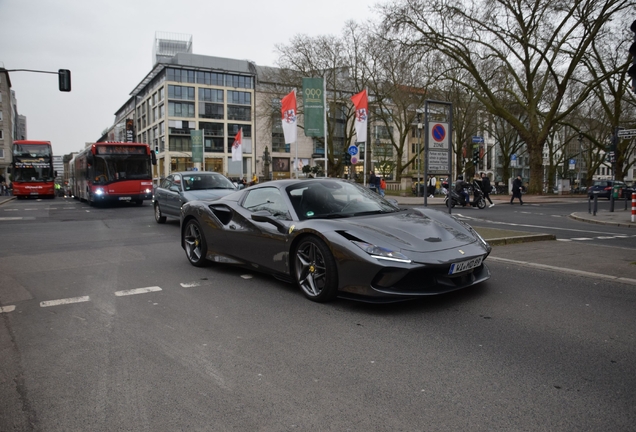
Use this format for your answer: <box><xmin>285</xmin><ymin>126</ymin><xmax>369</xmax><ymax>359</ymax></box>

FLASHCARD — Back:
<box><xmin>93</xmin><ymin>154</ymin><xmax>151</xmax><ymax>184</ymax></box>
<box><xmin>13</xmin><ymin>144</ymin><xmax>52</xmax><ymax>158</ymax></box>
<box><xmin>13</xmin><ymin>166</ymin><xmax>55</xmax><ymax>182</ymax></box>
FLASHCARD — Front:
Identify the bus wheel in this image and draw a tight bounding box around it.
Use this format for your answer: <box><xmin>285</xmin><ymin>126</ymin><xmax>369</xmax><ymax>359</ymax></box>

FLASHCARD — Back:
<box><xmin>135</xmin><ymin>200</ymin><xmax>143</xmax><ymax>206</ymax></box>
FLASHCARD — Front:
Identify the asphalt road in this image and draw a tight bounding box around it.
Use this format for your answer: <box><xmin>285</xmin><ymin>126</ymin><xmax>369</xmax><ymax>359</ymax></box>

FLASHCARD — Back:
<box><xmin>1</xmin><ymin>197</ymin><xmax>635</xmax><ymax>431</ymax></box>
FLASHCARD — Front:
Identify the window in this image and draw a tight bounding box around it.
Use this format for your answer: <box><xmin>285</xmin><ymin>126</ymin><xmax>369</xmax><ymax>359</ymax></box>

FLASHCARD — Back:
<box><xmin>228</xmin><ymin>91</ymin><xmax>251</xmax><ymax>105</ymax></box>
<box><xmin>0</xmin><ymin>148</ymin><xmax>4</xmax><ymax>158</ymax></box>
<box><xmin>227</xmin><ymin>75</ymin><xmax>253</xmax><ymax>89</ymax></box>
<box><xmin>199</xmin><ymin>88</ymin><xmax>223</xmax><ymax>103</ymax></box>
<box><xmin>158</xmin><ymin>87</ymin><xmax>164</xmax><ymax>101</ymax></box>
<box><xmin>169</xmin><ymin>120</ymin><xmax>195</xmax><ymax>135</ymax></box>
<box><xmin>272</xmin><ymin>120</ymin><xmax>286</xmax><ymax>153</ymax></box>
<box><xmin>200</xmin><ymin>122</ymin><xmax>224</xmax><ymax>137</ymax></box>
<box><xmin>199</xmin><ymin>103</ymin><xmax>224</xmax><ymax>119</ymax></box>
<box><xmin>159</xmin><ymin>104</ymin><xmax>165</xmax><ymax>118</ymax></box>
<box><xmin>168</xmin><ymin>85</ymin><xmax>195</xmax><ymax>100</ymax></box>
<box><xmin>168</xmin><ymin>101</ymin><xmax>195</xmax><ymax>118</ymax></box>
<box><xmin>166</xmin><ymin>68</ymin><xmax>195</xmax><ymax>83</ymax></box>
<box><xmin>0</xmin><ymin>130</ymin><xmax>3</xmax><ymax>140</ymax></box>
<box><xmin>152</xmin><ymin>93</ymin><xmax>157</xmax><ymax>105</ymax></box>
<box><xmin>205</xmin><ymin>137</ymin><xmax>224</xmax><ymax>152</ymax></box>
<box><xmin>196</xmin><ymin>71</ymin><xmax>225</xmax><ymax>86</ymax></box>
<box><xmin>227</xmin><ymin>105</ymin><xmax>251</xmax><ymax>121</ymax></box>
<box><xmin>159</xmin><ymin>122</ymin><xmax>165</xmax><ymax>136</ymax></box>
<box><xmin>0</xmin><ymin>111</ymin><xmax>2</xmax><ymax>121</ymax></box>
<box><xmin>169</xmin><ymin>136</ymin><xmax>192</xmax><ymax>152</ymax></box>
<box><xmin>228</xmin><ymin>124</ymin><xmax>251</xmax><ymax>137</ymax></box>
<box><xmin>242</xmin><ymin>187</ymin><xmax>290</xmax><ymax>220</ymax></box>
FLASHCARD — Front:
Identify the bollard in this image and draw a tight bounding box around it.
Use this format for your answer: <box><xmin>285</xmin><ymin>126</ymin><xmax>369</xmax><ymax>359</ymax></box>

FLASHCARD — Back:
<box><xmin>593</xmin><ymin>192</ymin><xmax>598</xmax><ymax>216</ymax></box>
<box><xmin>610</xmin><ymin>189</ymin><xmax>615</xmax><ymax>213</ymax></box>
<box><xmin>588</xmin><ymin>194</ymin><xmax>592</xmax><ymax>214</ymax></box>
<box><xmin>632</xmin><ymin>193</ymin><xmax>635</xmax><ymax>223</ymax></box>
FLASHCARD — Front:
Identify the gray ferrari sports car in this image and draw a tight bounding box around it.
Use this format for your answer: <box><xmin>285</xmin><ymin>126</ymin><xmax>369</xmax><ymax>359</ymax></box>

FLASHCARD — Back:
<box><xmin>180</xmin><ymin>178</ymin><xmax>491</xmax><ymax>303</ymax></box>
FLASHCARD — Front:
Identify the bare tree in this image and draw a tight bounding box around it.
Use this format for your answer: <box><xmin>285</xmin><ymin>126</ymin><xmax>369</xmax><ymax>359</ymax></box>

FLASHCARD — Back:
<box><xmin>382</xmin><ymin>0</ymin><xmax>633</xmax><ymax>193</ymax></box>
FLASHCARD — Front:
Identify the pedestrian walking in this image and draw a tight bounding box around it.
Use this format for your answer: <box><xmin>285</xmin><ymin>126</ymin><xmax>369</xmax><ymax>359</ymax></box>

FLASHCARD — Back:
<box><xmin>369</xmin><ymin>171</ymin><xmax>377</xmax><ymax>193</ymax></box>
<box><xmin>481</xmin><ymin>172</ymin><xmax>494</xmax><ymax>207</ymax></box>
<box><xmin>428</xmin><ymin>175</ymin><xmax>437</xmax><ymax>198</ymax></box>
<box><xmin>510</xmin><ymin>175</ymin><xmax>524</xmax><ymax>205</ymax></box>
<box><xmin>379</xmin><ymin>177</ymin><xmax>386</xmax><ymax>197</ymax></box>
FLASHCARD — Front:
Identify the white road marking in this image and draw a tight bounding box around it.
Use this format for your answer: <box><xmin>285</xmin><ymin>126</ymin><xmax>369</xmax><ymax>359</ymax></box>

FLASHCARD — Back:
<box><xmin>570</xmin><ymin>237</ymin><xmax>593</xmax><ymax>241</ymax></box>
<box><xmin>181</xmin><ymin>281</ymin><xmax>202</xmax><ymax>288</ymax></box>
<box><xmin>241</xmin><ymin>275</ymin><xmax>253</xmax><ymax>279</ymax></box>
<box><xmin>0</xmin><ymin>217</ymin><xmax>24</xmax><ymax>221</ymax></box>
<box><xmin>3</xmin><ymin>208</ymin><xmax>18</xmax><ymax>211</ymax></box>
<box><xmin>40</xmin><ymin>296</ymin><xmax>90</xmax><ymax>308</ymax></box>
<box><xmin>488</xmin><ymin>257</ymin><xmax>636</xmax><ymax>286</ymax></box>
<box><xmin>556</xmin><ymin>239</ymin><xmax>573</xmax><ymax>242</ymax></box>
<box><xmin>115</xmin><ymin>286</ymin><xmax>162</xmax><ymax>296</ymax></box>
<box><xmin>0</xmin><ymin>305</ymin><xmax>16</xmax><ymax>313</ymax></box>
<box><xmin>461</xmin><ymin>215</ymin><xmax>622</xmax><ymax>236</ymax></box>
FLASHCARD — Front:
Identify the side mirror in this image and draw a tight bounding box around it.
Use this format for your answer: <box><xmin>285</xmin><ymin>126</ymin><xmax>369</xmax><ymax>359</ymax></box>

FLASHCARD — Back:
<box><xmin>169</xmin><ymin>185</ymin><xmax>180</xmax><ymax>193</ymax></box>
<box><xmin>151</xmin><ymin>152</ymin><xmax>157</xmax><ymax>166</ymax></box>
<box><xmin>251</xmin><ymin>210</ymin><xmax>287</xmax><ymax>234</ymax></box>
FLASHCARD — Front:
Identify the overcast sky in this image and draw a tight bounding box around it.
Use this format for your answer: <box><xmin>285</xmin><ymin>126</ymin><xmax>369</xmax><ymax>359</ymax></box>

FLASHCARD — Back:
<box><xmin>0</xmin><ymin>0</ymin><xmax>380</xmax><ymax>155</ymax></box>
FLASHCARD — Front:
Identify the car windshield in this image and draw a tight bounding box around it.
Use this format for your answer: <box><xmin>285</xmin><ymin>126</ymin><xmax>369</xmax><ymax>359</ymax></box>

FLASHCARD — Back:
<box><xmin>287</xmin><ymin>180</ymin><xmax>399</xmax><ymax>220</ymax></box>
<box><xmin>182</xmin><ymin>174</ymin><xmax>235</xmax><ymax>191</ymax></box>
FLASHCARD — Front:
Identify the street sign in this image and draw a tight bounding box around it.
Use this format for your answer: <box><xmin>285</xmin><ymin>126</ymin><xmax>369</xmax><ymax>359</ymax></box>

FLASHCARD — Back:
<box><xmin>511</xmin><ymin>154</ymin><xmax>517</xmax><ymax>167</ymax></box>
<box><xmin>569</xmin><ymin>159</ymin><xmax>575</xmax><ymax>170</ymax></box>
<box><xmin>348</xmin><ymin>145</ymin><xmax>358</xmax><ymax>156</ymax></box>
<box><xmin>472</xmin><ymin>136</ymin><xmax>484</xmax><ymax>143</ymax></box>
<box><xmin>617</xmin><ymin>129</ymin><xmax>636</xmax><ymax>138</ymax></box>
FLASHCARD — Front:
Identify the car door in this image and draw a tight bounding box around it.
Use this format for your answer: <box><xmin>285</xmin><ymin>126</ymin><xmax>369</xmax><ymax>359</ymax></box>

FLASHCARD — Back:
<box><xmin>164</xmin><ymin>174</ymin><xmax>183</xmax><ymax>216</ymax></box>
<box><xmin>224</xmin><ymin>187</ymin><xmax>292</xmax><ymax>274</ymax></box>
<box><xmin>154</xmin><ymin>176</ymin><xmax>172</xmax><ymax>213</ymax></box>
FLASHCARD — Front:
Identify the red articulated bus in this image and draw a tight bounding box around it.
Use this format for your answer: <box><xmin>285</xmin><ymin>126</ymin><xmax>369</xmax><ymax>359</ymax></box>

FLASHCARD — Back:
<box><xmin>11</xmin><ymin>140</ymin><xmax>56</xmax><ymax>199</ymax></box>
<box><xmin>70</xmin><ymin>142</ymin><xmax>156</xmax><ymax>206</ymax></box>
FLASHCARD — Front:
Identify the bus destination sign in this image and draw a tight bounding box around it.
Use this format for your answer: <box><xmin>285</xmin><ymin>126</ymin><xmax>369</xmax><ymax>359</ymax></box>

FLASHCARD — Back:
<box><xmin>96</xmin><ymin>145</ymin><xmax>146</xmax><ymax>155</ymax></box>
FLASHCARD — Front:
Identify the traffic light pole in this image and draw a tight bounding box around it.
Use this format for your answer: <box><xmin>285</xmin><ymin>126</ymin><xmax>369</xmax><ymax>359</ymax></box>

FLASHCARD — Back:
<box><xmin>1</xmin><ymin>68</ymin><xmax>71</xmax><ymax>91</ymax></box>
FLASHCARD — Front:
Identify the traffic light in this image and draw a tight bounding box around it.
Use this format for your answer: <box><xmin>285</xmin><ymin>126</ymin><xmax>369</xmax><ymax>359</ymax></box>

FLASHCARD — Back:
<box><xmin>629</xmin><ymin>20</ymin><xmax>636</xmax><ymax>93</ymax></box>
<box><xmin>154</xmin><ymin>145</ymin><xmax>159</xmax><ymax>154</ymax></box>
<box><xmin>344</xmin><ymin>153</ymin><xmax>351</xmax><ymax>166</ymax></box>
<box><xmin>472</xmin><ymin>147</ymin><xmax>480</xmax><ymax>166</ymax></box>
<box><xmin>58</xmin><ymin>69</ymin><xmax>71</xmax><ymax>92</ymax></box>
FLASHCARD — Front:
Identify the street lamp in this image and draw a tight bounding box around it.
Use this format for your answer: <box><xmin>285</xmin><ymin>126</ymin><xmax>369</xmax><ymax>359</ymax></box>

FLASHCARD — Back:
<box><xmin>577</xmin><ymin>132</ymin><xmax>583</xmax><ymax>193</ymax></box>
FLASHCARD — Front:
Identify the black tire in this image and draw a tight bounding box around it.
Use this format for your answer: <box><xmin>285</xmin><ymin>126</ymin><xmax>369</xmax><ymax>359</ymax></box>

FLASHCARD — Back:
<box><xmin>294</xmin><ymin>236</ymin><xmax>338</xmax><ymax>302</ymax></box>
<box><xmin>477</xmin><ymin>198</ymin><xmax>486</xmax><ymax>209</ymax></box>
<box><xmin>135</xmin><ymin>200</ymin><xmax>143</xmax><ymax>206</ymax></box>
<box><xmin>154</xmin><ymin>203</ymin><xmax>166</xmax><ymax>223</ymax></box>
<box><xmin>183</xmin><ymin>219</ymin><xmax>208</xmax><ymax>267</ymax></box>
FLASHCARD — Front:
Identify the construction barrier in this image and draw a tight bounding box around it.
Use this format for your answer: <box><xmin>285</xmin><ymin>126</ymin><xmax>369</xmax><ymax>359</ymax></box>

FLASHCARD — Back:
<box><xmin>632</xmin><ymin>193</ymin><xmax>635</xmax><ymax>223</ymax></box>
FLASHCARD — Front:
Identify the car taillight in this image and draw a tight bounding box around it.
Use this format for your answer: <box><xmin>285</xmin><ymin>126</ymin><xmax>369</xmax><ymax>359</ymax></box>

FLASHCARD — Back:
<box><xmin>604</xmin><ymin>187</ymin><xmax>611</xmax><ymax>191</ymax></box>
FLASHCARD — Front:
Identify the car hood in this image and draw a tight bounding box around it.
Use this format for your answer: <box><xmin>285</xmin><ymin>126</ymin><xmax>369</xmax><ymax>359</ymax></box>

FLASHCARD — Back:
<box><xmin>183</xmin><ymin>189</ymin><xmax>236</xmax><ymax>201</ymax></box>
<box><xmin>329</xmin><ymin>208</ymin><xmax>479</xmax><ymax>252</ymax></box>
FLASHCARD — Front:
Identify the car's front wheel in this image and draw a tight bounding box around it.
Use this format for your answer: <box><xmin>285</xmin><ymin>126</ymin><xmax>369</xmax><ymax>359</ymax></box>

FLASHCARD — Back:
<box><xmin>294</xmin><ymin>236</ymin><xmax>338</xmax><ymax>302</ymax></box>
<box><xmin>184</xmin><ymin>220</ymin><xmax>208</xmax><ymax>267</ymax></box>
<box><xmin>154</xmin><ymin>202</ymin><xmax>166</xmax><ymax>223</ymax></box>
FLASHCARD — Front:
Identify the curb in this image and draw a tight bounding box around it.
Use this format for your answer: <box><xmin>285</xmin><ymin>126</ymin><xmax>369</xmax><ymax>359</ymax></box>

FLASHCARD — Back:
<box><xmin>0</xmin><ymin>197</ymin><xmax>15</xmax><ymax>206</ymax></box>
<box><xmin>569</xmin><ymin>213</ymin><xmax>636</xmax><ymax>228</ymax></box>
<box><xmin>485</xmin><ymin>233</ymin><xmax>557</xmax><ymax>246</ymax></box>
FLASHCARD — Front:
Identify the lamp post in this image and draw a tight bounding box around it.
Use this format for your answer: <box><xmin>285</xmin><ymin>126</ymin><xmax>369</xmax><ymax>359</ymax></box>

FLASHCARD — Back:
<box><xmin>577</xmin><ymin>132</ymin><xmax>583</xmax><ymax>194</ymax></box>
<box><xmin>262</xmin><ymin>146</ymin><xmax>271</xmax><ymax>181</ymax></box>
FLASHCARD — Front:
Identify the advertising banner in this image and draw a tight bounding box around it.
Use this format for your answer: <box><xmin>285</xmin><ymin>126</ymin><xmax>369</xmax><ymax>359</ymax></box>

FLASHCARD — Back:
<box><xmin>190</xmin><ymin>130</ymin><xmax>203</xmax><ymax>163</ymax></box>
<box><xmin>302</xmin><ymin>77</ymin><xmax>325</xmax><ymax>137</ymax></box>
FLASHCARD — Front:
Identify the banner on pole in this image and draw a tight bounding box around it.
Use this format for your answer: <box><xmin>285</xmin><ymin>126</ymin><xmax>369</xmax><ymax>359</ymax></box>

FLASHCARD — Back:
<box><xmin>302</xmin><ymin>77</ymin><xmax>325</xmax><ymax>137</ymax></box>
<box><xmin>190</xmin><ymin>130</ymin><xmax>203</xmax><ymax>163</ymax></box>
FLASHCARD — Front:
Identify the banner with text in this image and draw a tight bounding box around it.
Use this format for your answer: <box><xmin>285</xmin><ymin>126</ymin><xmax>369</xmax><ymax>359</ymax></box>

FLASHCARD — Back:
<box><xmin>190</xmin><ymin>130</ymin><xmax>203</xmax><ymax>163</ymax></box>
<box><xmin>302</xmin><ymin>77</ymin><xmax>325</xmax><ymax>137</ymax></box>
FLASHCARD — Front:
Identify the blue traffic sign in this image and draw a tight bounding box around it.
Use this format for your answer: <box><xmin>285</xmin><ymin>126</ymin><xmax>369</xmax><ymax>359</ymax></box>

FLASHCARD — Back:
<box><xmin>348</xmin><ymin>145</ymin><xmax>359</xmax><ymax>156</ymax></box>
<box><xmin>472</xmin><ymin>136</ymin><xmax>484</xmax><ymax>143</ymax></box>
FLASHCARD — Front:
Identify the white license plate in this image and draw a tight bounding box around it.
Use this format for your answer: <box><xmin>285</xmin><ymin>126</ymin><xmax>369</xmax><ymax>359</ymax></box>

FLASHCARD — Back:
<box><xmin>118</xmin><ymin>197</ymin><xmax>132</xmax><ymax>201</ymax></box>
<box><xmin>449</xmin><ymin>256</ymin><xmax>483</xmax><ymax>275</ymax></box>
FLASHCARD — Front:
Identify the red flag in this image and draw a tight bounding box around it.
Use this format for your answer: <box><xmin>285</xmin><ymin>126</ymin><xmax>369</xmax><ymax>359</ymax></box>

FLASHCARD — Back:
<box><xmin>232</xmin><ymin>128</ymin><xmax>243</xmax><ymax>162</ymax></box>
<box><xmin>281</xmin><ymin>90</ymin><xmax>297</xmax><ymax>143</ymax></box>
<box><xmin>351</xmin><ymin>90</ymin><xmax>368</xmax><ymax>143</ymax></box>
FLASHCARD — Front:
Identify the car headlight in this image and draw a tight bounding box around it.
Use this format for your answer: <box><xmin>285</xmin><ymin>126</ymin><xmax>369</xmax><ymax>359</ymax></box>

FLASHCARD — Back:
<box><xmin>94</xmin><ymin>188</ymin><xmax>104</xmax><ymax>196</ymax></box>
<box><xmin>351</xmin><ymin>241</ymin><xmax>412</xmax><ymax>263</ymax></box>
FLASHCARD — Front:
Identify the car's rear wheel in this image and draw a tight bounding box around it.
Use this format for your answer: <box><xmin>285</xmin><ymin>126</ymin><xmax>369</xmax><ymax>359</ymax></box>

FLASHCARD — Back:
<box><xmin>154</xmin><ymin>202</ymin><xmax>166</xmax><ymax>223</ymax></box>
<box><xmin>184</xmin><ymin>220</ymin><xmax>208</xmax><ymax>267</ymax></box>
<box><xmin>294</xmin><ymin>236</ymin><xmax>338</xmax><ymax>302</ymax></box>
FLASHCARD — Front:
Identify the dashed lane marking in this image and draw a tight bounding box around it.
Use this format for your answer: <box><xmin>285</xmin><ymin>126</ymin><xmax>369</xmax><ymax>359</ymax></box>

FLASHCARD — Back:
<box><xmin>0</xmin><ymin>305</ymin><xmax>16</xmax><ymax>313</ymax></box>
<box><xmin>115</xmin><ymin>286</ymin><xmax>162</xmax><ymax>297</ymax></box>
<box><xmin>40</xmin><ymin>296</ymin><xmax>91</xmax><ymax>308</ymax></box>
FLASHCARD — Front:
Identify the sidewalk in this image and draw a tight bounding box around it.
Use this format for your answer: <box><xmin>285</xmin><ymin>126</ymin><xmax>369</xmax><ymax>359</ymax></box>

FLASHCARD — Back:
<box><xmin>393</xmin><ymin>193</ymin><xmax>636</xmax><ymax>228</ymax></box>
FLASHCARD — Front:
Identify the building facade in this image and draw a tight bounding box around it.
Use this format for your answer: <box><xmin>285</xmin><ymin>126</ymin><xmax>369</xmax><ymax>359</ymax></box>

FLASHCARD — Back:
<box><xmin>0</xmin><ymin>70</ymin><xmax>13</xmax><ymax>181</ymax></box>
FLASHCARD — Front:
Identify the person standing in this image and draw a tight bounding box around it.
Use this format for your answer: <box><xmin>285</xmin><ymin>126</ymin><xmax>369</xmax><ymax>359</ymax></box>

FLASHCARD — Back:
<box><xmin>428</xmin><ymin>175</ymin><xmax>437</xmax><ymax>198</ymax></box>
<box><xmin>369</xmin><ymin>171</ymin><xmax>377</xmax><ymax>193</ymax></box>
<box><xmin>510</xmin><ymin>175</ymin><xmax>524</xmax><ymax>205</ymax></box>
<box><xmin>481</xmin><ymin>172</ymin><xmax>494</xmax><ymax>207</ymax></box>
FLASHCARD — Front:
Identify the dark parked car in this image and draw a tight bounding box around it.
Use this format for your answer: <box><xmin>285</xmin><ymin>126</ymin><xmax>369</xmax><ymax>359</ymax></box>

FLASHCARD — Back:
<box><xmin>587</xmin><ymin>180</ymin><xmax>627</xmax><ymax>199</ymax></box>
<box><xmin>180</xmin><ymin>178</ymin><xmax>491</xmax><ymax>303</ymax></box>
<box><xmin>153</xmin><ymin>171</ymin><xmax>236</xmax><ymax>223</ymax></box>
